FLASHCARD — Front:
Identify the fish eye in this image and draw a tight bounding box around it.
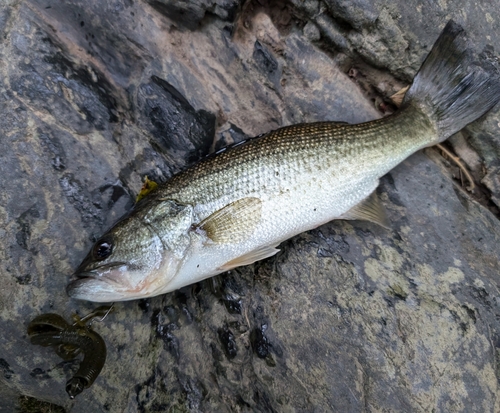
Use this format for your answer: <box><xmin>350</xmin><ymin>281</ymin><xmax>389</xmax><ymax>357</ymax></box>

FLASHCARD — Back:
<box><xmin>92</xmin><ymin>236</ymin><xmax>113</xmax><ymax>260</ymax></box>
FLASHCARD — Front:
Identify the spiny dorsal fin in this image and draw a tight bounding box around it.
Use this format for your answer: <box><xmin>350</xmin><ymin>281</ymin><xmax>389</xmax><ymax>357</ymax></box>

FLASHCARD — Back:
<box><xmin>218</xmin><ymin>244</ymin><xmax>280</xmax><ymax>271</ymax></box>
<box><xmin>198</xmin><ymin>197</ymin><xmax>262</xmax><ymax>244</ymax></box>
<box><xmin>340</xmin><ymin>191</ymin><xmax>390</xmax><ymax>229</ymax></box>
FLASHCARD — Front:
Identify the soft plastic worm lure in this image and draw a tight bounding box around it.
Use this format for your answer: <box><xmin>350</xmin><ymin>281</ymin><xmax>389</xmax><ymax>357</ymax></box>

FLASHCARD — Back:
<box><xmin>27</xmin><ymin>305</ymin><xmax>113</xmax><ymax>398</ymax></box>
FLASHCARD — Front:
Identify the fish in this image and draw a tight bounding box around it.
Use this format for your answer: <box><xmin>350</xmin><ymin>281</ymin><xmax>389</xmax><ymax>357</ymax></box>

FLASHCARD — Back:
<box><xmin>67</xmin><ymin>21</ymin><xmax>500</xmax><ymax>302</ymax></box>
<box><xmin>27</xmin><ymin>306</ymin><xmax>112</xmax><ymax>398</ymax></box>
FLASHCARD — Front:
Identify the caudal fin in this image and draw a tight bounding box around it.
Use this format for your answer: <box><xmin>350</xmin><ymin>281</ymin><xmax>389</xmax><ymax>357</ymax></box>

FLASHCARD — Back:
<box><xmin>402</xmin><ymin>20</ymin><xmax>500</xmax><ymax>141</ymax></box>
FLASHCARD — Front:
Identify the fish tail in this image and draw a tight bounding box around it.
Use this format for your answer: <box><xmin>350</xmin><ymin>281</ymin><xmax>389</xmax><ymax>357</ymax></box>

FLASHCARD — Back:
<box><xmin>402</xmin><ymin>20</ymin><xmax>500</xmax><ymax>142</ymax></box>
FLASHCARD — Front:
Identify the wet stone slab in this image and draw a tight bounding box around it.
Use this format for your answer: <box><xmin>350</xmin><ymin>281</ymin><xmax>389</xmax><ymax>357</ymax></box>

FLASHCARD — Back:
<box><xmin>0</xmin><ymin>0</ymin><xmax>499</xmax><ymax>412</ymax></box>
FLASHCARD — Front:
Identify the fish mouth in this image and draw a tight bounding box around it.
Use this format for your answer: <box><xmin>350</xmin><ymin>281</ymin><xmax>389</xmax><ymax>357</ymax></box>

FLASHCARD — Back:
<box><xmin>67</xmin><ymin>262</ymin><xmax>130</xmax><ymax>302</ymax></box>
<box><xmin>66</xmin><ymin>278</ymin><xmax>126</xmax><ymax>302</ymax></box>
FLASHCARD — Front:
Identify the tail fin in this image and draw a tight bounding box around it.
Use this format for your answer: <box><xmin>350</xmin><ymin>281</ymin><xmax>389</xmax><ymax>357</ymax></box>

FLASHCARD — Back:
<box><xmin>402</xmin><ymin>20</ymin><xmax>500</xmax><ymax>141</ymax></box>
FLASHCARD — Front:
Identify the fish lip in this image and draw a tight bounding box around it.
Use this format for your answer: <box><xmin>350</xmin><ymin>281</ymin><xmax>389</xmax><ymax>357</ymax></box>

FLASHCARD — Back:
<box><xmin>71</xmin><ymin>262</ymin><xmax>128</xmax><ymax>280</ymax></box>
<box><xmin>66</xmin><ymin>277</ymin><xmax>92</xmax><ymax>298</ymax></box>
<box><xmin>71</xmin><ymin>271</ymin><xmax>96</xmax><ymax>280</ymax></box>
<box><xmin>66</xmin><ymin>277</ymin><xmax>120</xmax><ymax>301</ymax></box>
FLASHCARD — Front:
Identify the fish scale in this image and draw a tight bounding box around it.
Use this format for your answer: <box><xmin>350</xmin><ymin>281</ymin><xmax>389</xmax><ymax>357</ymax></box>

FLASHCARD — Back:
<box><xmin>159</xmin><ymin>109</ymin><xmax>435</xmax><ymax>217</ymax></box>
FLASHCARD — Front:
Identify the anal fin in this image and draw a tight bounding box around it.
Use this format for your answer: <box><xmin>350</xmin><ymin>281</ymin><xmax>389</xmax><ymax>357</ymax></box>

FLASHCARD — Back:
<box><xmin>218</xmin><ymin>244</ymin><xmax>280</xmax><ymax>271</ymax></box>
<box><xmin>340</xmin><ymin>191</ymin><xmax>390</xmax><ymax>229</ymax></box>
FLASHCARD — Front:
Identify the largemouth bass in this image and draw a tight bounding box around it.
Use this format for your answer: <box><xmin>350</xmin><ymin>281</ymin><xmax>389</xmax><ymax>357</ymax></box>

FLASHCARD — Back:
<box><xmin>67</xmin><ymin>21</ymin><xmax>500</xmax><ymax>302</ymax></box>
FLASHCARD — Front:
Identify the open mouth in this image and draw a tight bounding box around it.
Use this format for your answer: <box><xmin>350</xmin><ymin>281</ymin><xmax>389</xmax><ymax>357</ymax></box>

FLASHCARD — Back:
<box><xmin>67</xmin><ymin>260</ymin><xmax>165</xmax><ymax>301</ymax></box>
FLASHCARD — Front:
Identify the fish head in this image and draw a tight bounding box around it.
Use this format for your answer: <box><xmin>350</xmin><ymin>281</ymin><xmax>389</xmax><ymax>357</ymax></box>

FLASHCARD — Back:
<box><xmin>67</xmin><ymin>200</ymin><xmax>194</xmax><ymax>302</ymax></box>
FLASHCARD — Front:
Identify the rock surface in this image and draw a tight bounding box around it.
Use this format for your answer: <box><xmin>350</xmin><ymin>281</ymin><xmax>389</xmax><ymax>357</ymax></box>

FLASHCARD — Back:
<box><xmin>0</xmin><ymin>0</ymin><xmax>499</xmax><ymax>412</ymax></box>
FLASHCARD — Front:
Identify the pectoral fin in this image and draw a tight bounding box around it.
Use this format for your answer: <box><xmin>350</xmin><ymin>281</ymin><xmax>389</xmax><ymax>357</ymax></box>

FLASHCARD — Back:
<box><xmin>340</xmin><ymin>192</ymin><xmax>390</xmax><ymax>229</ymax></box>
<box><xmin>198</xmin><ymin>197</ymin><xmax>262</xmax><ymax>244</ymax></box>
<box><xmin>219</xmin><ymin>244</ymin><xmax>280</xmax><ymax>271</ymax></box>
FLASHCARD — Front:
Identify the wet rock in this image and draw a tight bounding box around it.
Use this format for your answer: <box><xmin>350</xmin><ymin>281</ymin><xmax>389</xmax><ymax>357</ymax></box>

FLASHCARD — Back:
<box><xmin>250</xmin><ymin>325</ymin><xmax>270</xmax><ymax>359</ymax></box>
<box><xmin>147</xmin><ymin>0</ymin><xmax>240</xmax><ymax>30</ymax></box>
<box><xmin>137</xmin><ymin>75</ymin><xmax>216</xmax><ymax>170</ymax></box>
<box><xmin>1</xmin><ymin>0</ymin><xmax>499</xmax><ymax>412</ymax></box>
<box><xmin>253</xmin><ymin>40</ymin><xmax>281</xmax><ymax>90</ymax></box>
<box><xmin>324</xmin><ymin>0</ymin><xmax>378</xmax><ymax>30</ymax></box>
<box><xmin>218</xmin><ymin>325</ymin><xmax>238</xmax><ymax>359</ymax></box>
<box><xmin>303</xmin><ymin>21</ymin><xmax>321</xmax><ymax>42</ymax></box>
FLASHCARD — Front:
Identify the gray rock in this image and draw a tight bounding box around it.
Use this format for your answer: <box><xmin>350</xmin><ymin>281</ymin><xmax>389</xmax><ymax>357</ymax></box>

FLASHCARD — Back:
<box><xmin>137</xmin><ymin>75</ymin><xmax>216</xmax><ymax>172</ymax></box>
<box><xmin>323</xmin><ymin>0</ymin><xmax>378</xmax><ymax>29</ymax></box>
<box><xmin>1</xmin><ymin>0</ymin><xmax>499</xmax><ymax>412</ymax></box>
<box><xmin>147</xmin><ymin>0</ymin><xmax>240</xmax><ymax>30</ymax></box>
<box><xmin>303</xmin><ymin>21</ymin><xmax>320</xmax><ymax>42</ymax></box>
